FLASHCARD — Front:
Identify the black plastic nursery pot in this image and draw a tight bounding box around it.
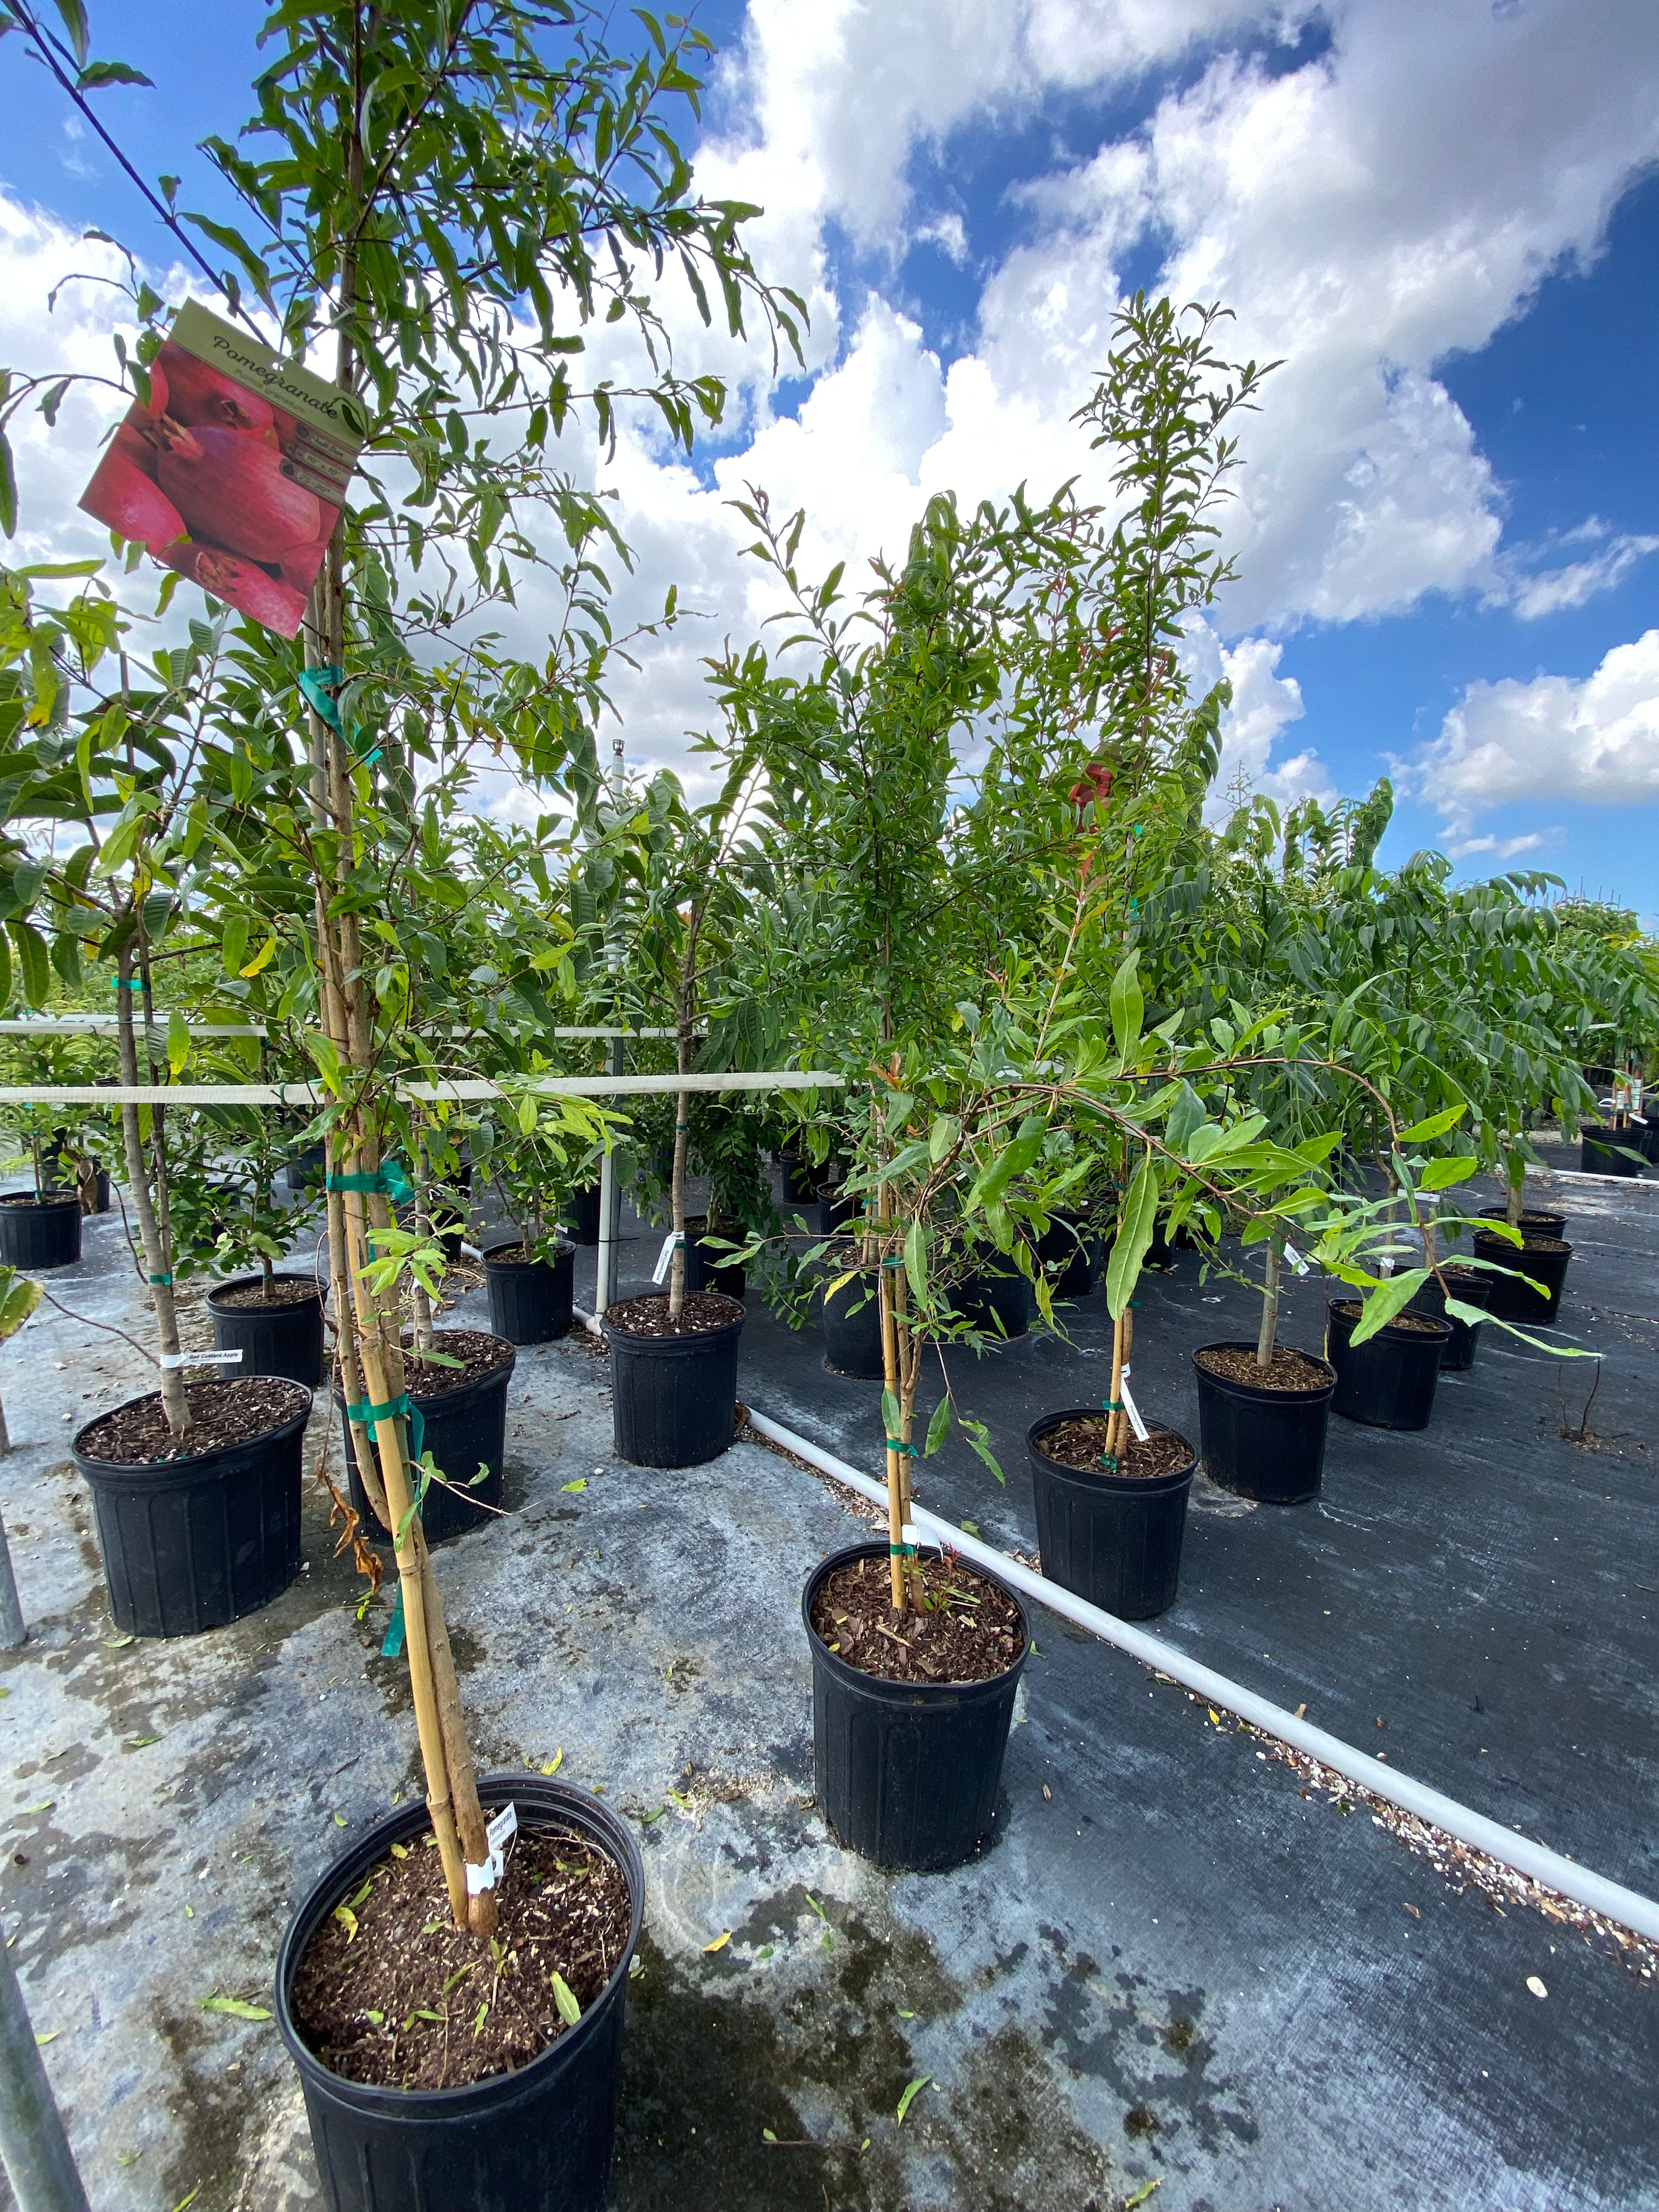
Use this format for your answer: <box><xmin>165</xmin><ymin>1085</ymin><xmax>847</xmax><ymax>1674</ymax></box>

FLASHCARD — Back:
<box><xmin>1477</xmin><ymin>1205</ymin><xmax>1567</xmax><ymax>1242</ymax></box>
<box><xmin>803</xmin><ymin>1541</ymin><xmax>1029</xmax><ymax>1871</ymax></box>
<box><xmin>566</xmin><ymin>1183</ymin><xmax>602</xmax><ymax>1245</ymax></box>
<box><xmin>284</xmin><ymin>1141</ymin><xmax>328</xmax><ymax>1195</ymax></box>
<box><xmin>955</xmin><ymin>1246</ymin><xmax>1030</xmax><ymax>1340</ymax></box>
<box><xmin>780</xmin><ymin>1152</ymin><xmax>817</xmax><ymax>1206</ymax></box>
<box><xmin>821</xmin><ymin>1259</ymin><xmax>884</xmax><ymax>1379</ymax></box>
<box><xmin>71</xmin><ymin>1383</ymin><xmax>311</xmax><ymax>1637</ymax></box>
<box><xmin>1035</xmin><ymin>1210</ymin><xmax>1104</xmax><ymax>1299</ymax></box>
<box><xmin>208</xmin><ymin>1273</ymin><xmax>326</xmax><ymax>1387</ymax></box>
<box><xmin>1325</xmin><ymin>1302</ymin><xmax>1452</xmax><ymax>1430</ymax></box>
<box><xmin>0</xmin><ymin>1190</ymin><xmax>82</xmax><ymax>1269</ymax></box>
<box><xmin>276</xmin><ymin>1775</ymin><xmax>645</xmax><ymax>2212</ymax></box>
<box><xmin>1192</xmin><ymin>1344</ymin><xmax>1336</xmax><ymax>1504</ymax></box>
<box><xmin>339</xmin><ymin>1335</ymin><xmax>516</xmax><ymax>1547</ymax></box>
<box><xmin>1580</xmin><ymin>1125</ymin><xmax>1646</xmax><ymax>1178</ymax></box>
<box><xmin>682</xmin><ymin>1216</ymin><xmax>747</xmax><ymax>1300</ymax></box>
<box><xmin>1409</xmin><ymin>1266</ymin><xmax>1494</xmax><ymax>1371</ymax></box>
<box><xmin>1470</xmin><ymin>1230</ymin><xmax>1573</xmax><ymax>1324</ymax></box>
<box><xmin>817</xmin><ymin>1183</ymin><xmax>861</xmax><ymax>1237</ymax></box>
<box><xmin>603</xmin><ymin>1293</ymin><xmax>743</xmax><ymax>1469</ymax></box>
<box><xmin>1026</xmin><ymin>1410</ymin><xmax>1196</xmax><ymax>1618</ymax></box>
<box><xmin>482</xmin><ymin>1239</ymin><xmax>574</xmax><ymax>1345</ymax></box>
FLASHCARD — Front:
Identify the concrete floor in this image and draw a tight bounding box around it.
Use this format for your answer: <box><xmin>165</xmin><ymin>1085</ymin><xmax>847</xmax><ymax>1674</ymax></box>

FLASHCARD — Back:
<box><xmin>1</xmin><ymin>1165</ymin><xmax>1655</xmax><ymax>2212</ymax></box>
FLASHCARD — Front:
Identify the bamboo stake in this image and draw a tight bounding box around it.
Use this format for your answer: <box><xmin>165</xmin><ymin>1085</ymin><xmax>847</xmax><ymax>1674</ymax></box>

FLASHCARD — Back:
<box><xmin>878</xmin><ymin>1259</ymin><xmax>907</xmax><ymax>1611</ymax></box>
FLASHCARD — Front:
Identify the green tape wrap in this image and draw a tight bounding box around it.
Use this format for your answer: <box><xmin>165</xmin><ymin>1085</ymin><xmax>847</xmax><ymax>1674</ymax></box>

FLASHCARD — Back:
<box><xmin>884</xmin><ymin>1437</ymin><xmax>918</xmax><ymax>1457</ymax></box>
<box><xmin>109</xmin><ymin>977</ymin><xmax>143</xmax><ymax>990</ymax></box>
<box><xmin>148</xmin><ymin>1272</ymin><xmax>172</xmax><ymax>1285</ymax></box>
<box><xmin>345</xmin><ymin>1391</ymin><xmax>427</xmax><ymax>1471</ymax></box>
<box><xmin>299</xmin><ymin>663</ymin><xmax>343</xmax><ymax>732</ymax></box>
<box><xmin>380</xmin><ymin>1581</ymin><xmax>407</xmax><ymax>1658</ymax></box>
<box><xmin>328</xmin><ymin>1158</ymin><xmax>417</xmax><ymax>1205</ymax></box>
<box><xmin>888</xmin><ymin>1543</ymin><xmax>917</xmax><ymax>1558</ymax></box>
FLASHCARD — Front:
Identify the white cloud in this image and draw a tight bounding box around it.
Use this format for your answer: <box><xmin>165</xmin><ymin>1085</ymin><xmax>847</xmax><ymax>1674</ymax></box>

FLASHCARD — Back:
<box><xmin>1186</xmin><ymin>628</ymin><xmax>1336</xmax><ymax>819</ymax></box>
<box><xmin>1503</xmin><ymin>527</ymin><xmax>1659</xmax><ymax>620</ymax></box>
<box><xmin>1418</xmin><ymin>631</ymin><xmax>1659</xmax><ymax>830</ymax></box>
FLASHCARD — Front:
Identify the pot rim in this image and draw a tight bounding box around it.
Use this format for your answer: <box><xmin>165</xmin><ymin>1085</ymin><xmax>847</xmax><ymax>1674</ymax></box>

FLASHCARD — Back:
<box><xmin>1191</xmin><ymin>1339</ymin><xmax>1336</xmax><ymax>1398</ymax></box>
<box><xmin>332</xmin><ymin>1330</ymin><xmax>517</xmax><ymax>1409</ymax></box>
<box><xmin>0</xmin><ymin>1188</ymin><xmax>82</xmax><ymax>1210</ymax></box>
<box><xmin>71</xmin><ymin>1379</ymin><xmax>313</xmax><ymax>1479</ymax></box>
<box><xmin>479</xmin><ymin>1235</ymin><xmax>575</xmax><ymax>1269</ymax></box>
<box><xmin>601</xmin><ymin>1291</ymin><xmax>744</xmax><ymax>1346</ymax></box>
<box><xmin>275</xmin><ymin>1774</ymin><xmax>644</xmax><ymax>2115</ymax></box>
<box><xmin>801</xmin><ymin>1537</ymin><xmax>1030</xmax><ymax>1697</ymax></box>
<box><xmin>1469</xmin><ymin>1231</ymin><xmax>1572</xmax><ymax>1256</ymax></box>
<box><xmin>206</xmin><ymin>1270</ymin><xmax>325</xmax><ymax>1310</ymax></box>
<box><xmin>1025</xmin><ymin>1406</ymin><xmax>1198</xmax><ymax>1489</ymax></box>
<box><xmin>1328</xmin><ymin>1300</ymin><xmax>1453</xmax><ymax>1340</ymax></box>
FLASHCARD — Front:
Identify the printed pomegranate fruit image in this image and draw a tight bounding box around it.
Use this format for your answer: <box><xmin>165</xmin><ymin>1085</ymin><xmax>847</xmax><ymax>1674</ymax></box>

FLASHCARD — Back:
<box><xmin>77</xmin><ymin>319</ymin><xmax>354</xmax><ymax>640</ymax></box>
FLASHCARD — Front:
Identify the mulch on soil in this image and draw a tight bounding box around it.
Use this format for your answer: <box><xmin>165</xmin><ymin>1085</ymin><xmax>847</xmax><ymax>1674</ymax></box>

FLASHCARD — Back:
<box><xmin>605</xmin><ymin>1291</ymin><xmax>742</xmax><ymax>1338</ymax></box>
<box><xmin>1035</xmin><ymin>1417</ymin><xmax>1194</xmax><ymax>1478</ymax></box>
<box><xmin>1331</xmin><ymin>1301</ymin><xmax>1446</xmax><ymax>1336</ymax></box>
<box><xmin>402</xmin><ymin>1329</ymin><xmax>513</xmax><ymax>1397</ymax></box>
<box><xmin>1195</xmin><ymin>1344</ymin><xmax>1333</xmax><ymax>1392</ymax></box>
<box><xmin>809</xmin><ymin>1551</ymin><xmax>1025</xmax><ymax>1685</ymax></box>
<box><xmin>75</xmin><ymin>1376</ymin><xmax>308</xmax><ymax>1464</ymax></box>
<box><xmin>212</xmin><ymin>1278</ymin><xmax>320</xmax><ymax>1310</ymax></box>
<box><xmin>290</xmin><ymin>1817</ymin><xmax>632</xmax><ymax>2091</ymax></box>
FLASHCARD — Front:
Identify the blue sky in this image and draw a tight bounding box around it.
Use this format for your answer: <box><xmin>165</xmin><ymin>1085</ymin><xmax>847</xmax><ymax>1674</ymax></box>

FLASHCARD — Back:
<box><xmin>3</xmin><ymin>1</ymin><xmax>1657</xmax><ymax>915</ymax></box>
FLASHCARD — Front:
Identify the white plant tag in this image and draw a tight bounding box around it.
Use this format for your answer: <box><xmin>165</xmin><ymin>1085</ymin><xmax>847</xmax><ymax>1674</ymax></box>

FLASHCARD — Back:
<box><xmin>901</xmin><ymin>1523</ymin><xmax>924</xmax><ymax>1548</ymax></box>
<box><xmin>1120</xmin><ymin>1374</ymin><xmax>1150</xmax><ymax>1443</ymax></box>
<box><xmin>651</xmin><ymin>1230</ymin><xmax>681</xmax><ymax>1285</ymax></box>
<box><xmin>466</xmin><ymin>1801</ymin><xmax>518</xmax><ymax>1894</ymax></box>
<box><xmin>1284</xmin><ymin>1242</ymin><xmax>1311</xmax><ymax>1277</ymax></box>
<box><xmin>1378</xmin><ymin>1256</ymin><xmax>1395</xmax><ymax>1278</ymax></box>
<box><xmin>158</xmin><ymin>1348</ymin><xmax>243</xmax><ymax>1369</ymax></box>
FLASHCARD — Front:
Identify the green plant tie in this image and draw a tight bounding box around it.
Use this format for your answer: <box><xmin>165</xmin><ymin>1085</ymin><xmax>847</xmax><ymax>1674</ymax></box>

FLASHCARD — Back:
<box><xmin>1103</xmin><ymin>1400</ymin><xmax>1124</xmax><ymax>1413</ymax></box>
<box><xmin>298</xmin><ymin>663</ymin><xmax>343</xmax><ymax>732</ymax></box>
<box><xmin>345</xmin><ymin>1391</ymin><xmax>426</xmax><ymax>1467</ymax></box>
<box><xmin>352</xmin><ymin>746</ymin><xmax>382</xmax><ymax>771</ymax></box>
<box><xmin>148</xmin><ymin>1272</ymin><xmax>172</xmax><ymax>1285</ymax></box>
<box><xmin>109</xmin><ymin>977</ymin><xmax>143</xmax><ymax>990</ymax></box>
<box><xmin>381</xmin><ymin>1581</ymin><xmax>406</xmax><ymax>1659</ymax></box>
<box><xmin>328</xmin><ymin>1159</ymin><xmax>417</xmax><ymax>1204</ymax></box>
<box><xmin>889</xmin><ymin>1543</ymin><xmax>917</xmax><ymax>1559</ymax></box>
<box><xmin>885</xmin><ymin>1437</ymin><xmax>918</xmax><ymax>1457</ymax></box>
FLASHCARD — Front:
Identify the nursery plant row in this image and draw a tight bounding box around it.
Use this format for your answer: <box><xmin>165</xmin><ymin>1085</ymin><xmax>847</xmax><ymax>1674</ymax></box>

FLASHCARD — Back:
<box><xmin>2</xmin><ymin>5</ymin><xmax>1656</xmax><ymax>2205</ymax></box>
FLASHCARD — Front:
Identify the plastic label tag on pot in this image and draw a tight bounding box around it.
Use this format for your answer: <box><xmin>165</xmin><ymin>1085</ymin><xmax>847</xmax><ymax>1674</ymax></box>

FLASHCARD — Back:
<box><xmin>1120</xmin><ymin>1371</ymin><xmax>1150</xmax><ymax>1443</ymax></box>
<box><xmin>652</xmin><ymin>1231</ymin><xmax>683</xmax><ymax>1285</ymax></box>
<box><xmin>1284</xmin><ymin>1242</ymin><xmax>1311</xmax><ymax>1276</ymax></box>
<box><xmin>466</xmin><ymin>1800</ymin><xmax>518</xmax><ymax>1893</ymax></box>
<box><xmin>158</xmin><ymin>1347</ymin><xmax>244</xmax><ymax>1369</ymax></box>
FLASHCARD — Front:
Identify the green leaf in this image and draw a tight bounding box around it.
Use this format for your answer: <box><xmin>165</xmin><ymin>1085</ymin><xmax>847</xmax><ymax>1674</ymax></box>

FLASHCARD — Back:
<box><xmin>1417</xmin><ymin>1155</ymin><xmax>1476</xmax><ymax>1192</ymax></box>
<box><xmin>198</xmin><ymin>1997</ymin><xmax>271</xmax><ymax>2021</ymax></box>
<box><xmin>76</xmin><ymin>59</ymin><xmax>154</xmax><ymax>89</ymax></box>
<box><xmin>1396</xmin><ymin>1104</ymin><xmax>1467</xmax><ymax>1144</ymax></box>
<box><xmin>550</xmin><ymin>1971</ymin><xmax>582</xmax><ymax>2027</ymax></box>
<box><xmin>928</xmin><ymin>1114</ymin><xmax>958</xmax><ymax>1164</ymax></box>
<box><xmin>1345</xmin><ymin>1269</ymin><xmax>1430</xmax><ymax>1345</ymax></box>
<box><xmin>881</xmin><ymin>1387</ymin><xmax>901</xmax><ymax>1441</ymax></box>
<box><xmin>895</xmin><ymin>2076</ymin><xmax>930</xmax><ymax>2126</ymax></box>
<box><xmin>1110</xmin><ymin>950</ymin><xmax>1143</xmax><ymax>1061</ymax></box>
<box><xmin>50</xmin><ymin>0</ymin><xmax>90</xmax><ymax>67</ymax></box>
<box><xmin>166</xmin><ymin>1009</ymin><xmax>190</xmax><ymax>1076</ymax></box>
<box><xmin>560</xmin><ymin>1478</ymin><xmax>587</xmax><ymax>1494</ymax></box>
<box><xmin>904</xmin><ymin>1220</ymin><xmax>928</xmax><ymax>1306</ymax></box>
<box><xmin>7</xmin><ymin>919</ymin><xmax>50</xmax><ymax>1008</ymax></box>
<box><xmin>1105</xmin><ymin>1158</ymin><xmax>1158</xmax><ymax>1321</ymax></box>
<box><xmin>923</xmin><ymin>1395</ymin><xmax>951</xmax><ymax>1459</ymax></box>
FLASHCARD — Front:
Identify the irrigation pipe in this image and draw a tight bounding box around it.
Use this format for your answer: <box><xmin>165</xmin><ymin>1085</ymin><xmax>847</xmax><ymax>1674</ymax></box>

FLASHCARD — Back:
<box><xmin>0</xmin><ymin>1071</ymin><xmax>844</xmax><ymax>1108</ymax></box>
<box><xmin>562</xmin><ymin>1333</ymin><xmax>1654</xmax><ymax>1945</ymax></box>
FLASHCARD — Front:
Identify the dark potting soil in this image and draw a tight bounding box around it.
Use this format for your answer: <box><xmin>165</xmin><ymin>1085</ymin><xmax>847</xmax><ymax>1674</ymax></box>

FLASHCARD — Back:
<box><xmin>482</xmin><ymin>1244</ymin><xmax>542</xmax><ymax>1267</ymax></box>
<box><xmin>212</xmin><ymin>1278</ymin><xmax>320</xmax><ymax>1310</ymax></box>
<box><xmin>808</xmin><ymin>1552</ymin><xmax>1025</xmax><ymax>1685</ymax></box>
<box><xmin>1331</xmin><ymin>1301</ymin><xmax>1445</xmax><ymax>1336</ymax></box>
<box><xmin>290</xmin><ymin>1819</ymin><xmax>632</xmax><ymax>2092</ymax></box>
<box><xmin>0</xmin><ymin>1192</ymin><xmax>74</xmax><ymax>1207</ymax></box>
<box><xmin>75</xmin><ymin>1376</ymin><xmax>307</xmax><ymax>1465</ymax></box>
<box><xmin>1035</xmin><ymin>1418</ymin><xmax>1194</xmax><ymax>1479</ymax></box>
<box><xmin>1195</xmin><ymin>1344</ymin><xmax>1332</xmax><ymax>1392</ymax></box>
<box><xmin>606</xmin><ymin>1291</ymin><xmax>742</xmax><ymax>1338</ymax></box>
<box><xmin>402</xmin><ymin>1330</ymin><xmax>513</xmax><ymax>1397</ymax></box>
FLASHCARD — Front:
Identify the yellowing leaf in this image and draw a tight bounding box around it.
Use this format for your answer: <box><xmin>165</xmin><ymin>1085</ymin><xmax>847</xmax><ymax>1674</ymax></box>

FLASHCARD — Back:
<box><xmin>550</xmin><ymin>1971</ymin><xmax>582</xmax><ymax>2026</ymax></box>
<box><xmin>702</xmin><ymin>1931</ymin><xmax>731</xmax><ymax>1954</ymax></box>
<box><xmin>333</xmin><ymin>1905</ymin><xmax>358</xmax><ymax>1942</ymax></box>
<box><xmin>238</xmin><ymin>934</ymin><xmax>277</xmax><ymax>978</ymax></box>
<box><xmin>895</xmin><ymin>2075</ymin><xmax>930</xmax><ymax>2125</ymax></box>
<box><xmin>34</xmin><ymin>2030</ymin><xmax>59</xmax><ymax>2045</ymax></box>
<box><xmin>541</xmin><ymin>1749</ymin><xmax>563</xmax><ymax>1776</ymax></box>
<box><xmin>199</xmin><ymin>1997</ymin><xmax>271</xmax><ymax>2021</ymax></box>
<box><xmin>389</xmin><ymin>1842</ymin><xmax>409</xmax><ymax>1860</ymax></box>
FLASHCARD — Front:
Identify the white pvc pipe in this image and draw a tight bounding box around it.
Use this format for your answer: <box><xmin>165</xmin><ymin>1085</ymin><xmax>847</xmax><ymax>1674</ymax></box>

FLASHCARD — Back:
<box><xmin>737</xmin><ymin>1406</ymin><xmax>1659</xmax><ymax>1946</ymax></box>
<box><xmin>0</xmin><ymin>1070</ymin><xmax>845</xmax><ymax>1109</ymax></box>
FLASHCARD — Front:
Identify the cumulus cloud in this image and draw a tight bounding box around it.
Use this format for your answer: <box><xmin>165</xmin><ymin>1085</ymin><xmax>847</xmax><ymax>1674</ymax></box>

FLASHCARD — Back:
<box><xmin>1418</xmin><ymin>631</ymin><xmax>1659</xmax><ymax>831</ymax></box>
<box><xmin>1185</xmin><ymin>628</ymin><xmax>1336</xmax><ymax>819</ymax></box>
<box><xmin>1498</xmin><ymin>523</ymin><xmax>1659</xmax><ymax>621</ymax></box>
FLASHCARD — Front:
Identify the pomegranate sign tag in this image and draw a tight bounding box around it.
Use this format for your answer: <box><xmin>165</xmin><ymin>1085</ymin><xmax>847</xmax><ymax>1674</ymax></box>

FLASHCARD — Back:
<box><xmin>77</xmin><ymin>301</ymin><xmax>370</xmax><ymax>640</ymax></box>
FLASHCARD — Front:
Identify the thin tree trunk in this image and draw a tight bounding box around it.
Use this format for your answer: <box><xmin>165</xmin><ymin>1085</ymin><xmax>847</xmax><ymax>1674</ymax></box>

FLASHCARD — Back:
<box><xmin>667</xmin><ymin>952</ymin><xmax>694</xmax><ymax>1322</ymax></box>
<box><xmin>115</xmin><ymin>939</ymin><xmax>190</xmax><ymax>1434</ymax></box>
<box><xmin>879</xmin><ymin>1259</ymin><xmax>907</xmax><ymax>1611</ymax></box>
<box><xmin>1256</xmin><ymin>1234</ymin><xmax>1281</xmax><ymax>1368</ymax></box>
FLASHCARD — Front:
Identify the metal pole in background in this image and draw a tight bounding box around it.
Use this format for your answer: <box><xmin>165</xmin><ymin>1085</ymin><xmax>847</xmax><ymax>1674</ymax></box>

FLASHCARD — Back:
<box><xmin>0</xmin><ymin>1517</ymin><xmax>23</xmax><ymax>1650</ymax></box>
<box><xmin>0</xmin><ymin>1933</ymin><xmax>90</xmax><ymax>2212</ymax></box>
<box><xmin>594</xmin><ymin>736</ymin><xmax>627</xmax><ymax>1320</ymax></box>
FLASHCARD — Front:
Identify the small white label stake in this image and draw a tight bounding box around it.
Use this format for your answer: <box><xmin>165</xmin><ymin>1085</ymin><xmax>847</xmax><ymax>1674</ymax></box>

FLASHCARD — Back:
<box><xmin>1284</xmin><ymin>1242</ymin><xmax>1311</xmax><ymax>1277</ymax></box>
<box><xmin>466</xmin><ymin>1801</ymin><xmax>518</xmax><ymax>1894</ymax></box>
<box><xmin>158</xmin><ymin>1348</ymin><xmax>244</xmax><ymax>1370</ymax></box>
<box><xmin>1119</xmin><ymin>1369</ymin><xmax>1151</xmax><ymax>1444</ymax></box>
<box><xmin>651</xmin><ymin>1231</ymin><xmax>682</xmax><ymax>1286</ymax></box>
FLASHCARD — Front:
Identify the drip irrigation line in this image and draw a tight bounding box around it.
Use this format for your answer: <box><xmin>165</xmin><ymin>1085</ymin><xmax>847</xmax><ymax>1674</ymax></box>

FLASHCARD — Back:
<box><xmin>0</xmin><ymin>1071</ymin><xmax>844</xmax><ymax>1108</ymax></box>
<box><xmin>701</xmin><ymin>1389</ymin><xmax>1659</xmax><ymax>1949</ymax></box>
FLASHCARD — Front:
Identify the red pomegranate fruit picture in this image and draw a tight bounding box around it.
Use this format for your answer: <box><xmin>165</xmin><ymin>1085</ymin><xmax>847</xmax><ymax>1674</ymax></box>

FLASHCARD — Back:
<box><xmin>77</xmin><ymin>305</ymin><xmax>364</xmax><ymax>640</ymax></box>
